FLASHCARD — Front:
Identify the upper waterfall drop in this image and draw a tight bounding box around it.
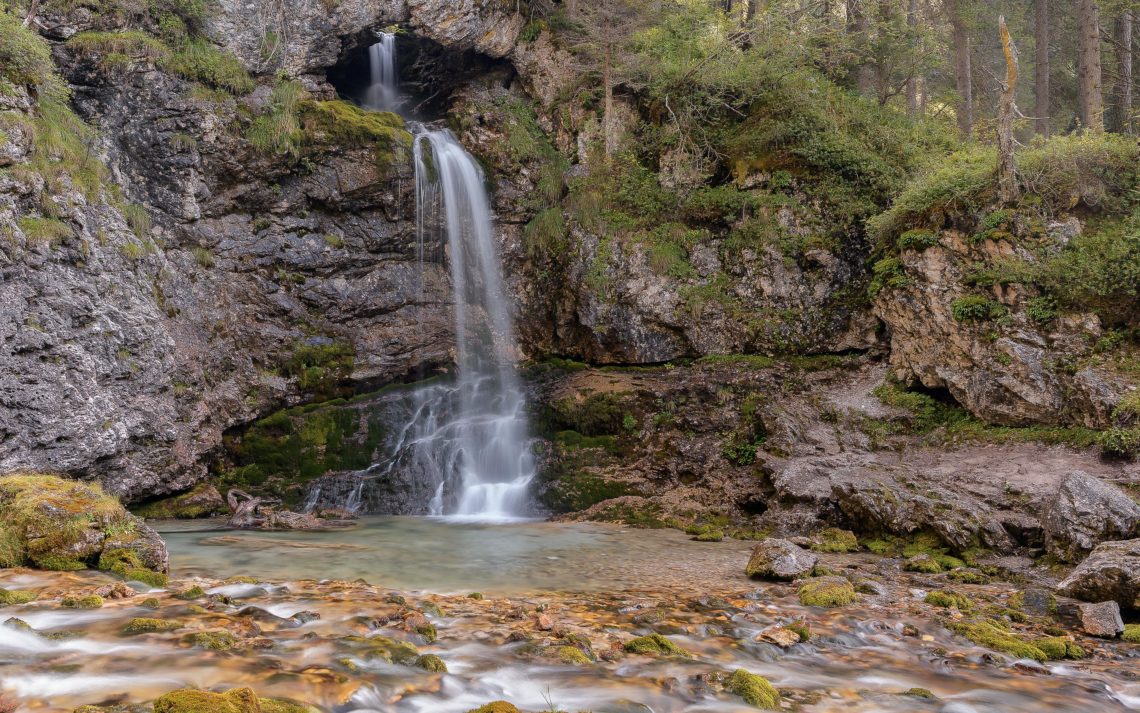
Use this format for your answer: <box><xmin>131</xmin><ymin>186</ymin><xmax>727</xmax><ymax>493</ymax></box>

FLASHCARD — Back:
<box><xmin>364</xmin><ymin>32</ymin><xmax>398</xmax><ymax>111</ymax></box>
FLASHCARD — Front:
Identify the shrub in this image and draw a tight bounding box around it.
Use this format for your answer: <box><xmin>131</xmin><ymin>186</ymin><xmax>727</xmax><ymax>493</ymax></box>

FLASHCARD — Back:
<box><xmin>1025</xmin><ymin>296</ymin><xmax>1057</xmax><ymax>324</ymax></box>
<box><xmin>951</xmin><ymin>295</ymin><xmax>1006</xmax><ymax>322</ymax></box>
<box><xmin>897</xmin><ymin>229</ymin><xmax>937</xmax><ymax>251</ymax></box>
<box><xmin>869</xmin><ymin>257</ymin><xmax>908</xmax><ymax>296</ymax></box>
<box><xmin>1040</xmin><ymin>211</ymin><xmax>1140</xmax><ymax>326</ymax></box>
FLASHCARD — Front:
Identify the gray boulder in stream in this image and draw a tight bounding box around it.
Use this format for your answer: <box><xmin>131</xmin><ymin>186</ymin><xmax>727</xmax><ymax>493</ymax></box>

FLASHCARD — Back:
<box><xmin>1043</xmin><ymin>471</ymin><xmax>1140</xmax><ymax>563</ymax></box>
<box><xmin>745</xmin><ymin>539</ymin><xmax>818</xmax><ymax>581</ymax></box>
<box><xmin>1058</xmin><ymin>539</ymin><xmax>1140</xmax><ymax>609</ymax></box>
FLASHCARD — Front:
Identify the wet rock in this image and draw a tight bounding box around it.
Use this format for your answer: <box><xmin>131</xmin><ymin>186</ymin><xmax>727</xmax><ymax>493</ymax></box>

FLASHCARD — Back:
<box><xmin>757</xmin><ymin>625</ymin><xmax>801</xmax><ymax>647</ymax></box>
<box><xmin>1057</xmin><ymin>539</ymin><xmax>1140</xmax><ymax>609</ymax></box>
<box><xmin>536</xmin><ymin>613</ymin><xmax>554</xmax><ymax>631</ymax></box>
<box><xmin>1043</xmin><ymin>471</ymin><xmax>1140</xmax><ymax>562</ymax></box>
<box><xmin>744</xmin><ymin>539</ymin><xmax>818</xmax><ymax>581</ymax></box>
<box><xmin>1076</xmin><ymin>601</ymin><xmax>1125</xmax><ymax>638</ymax></box>
<box><xmin>152</xmin><ymin>686</ymin><xmax>318</xmax><ymax>713</ymax></box>
<box><xmin>1009</xmin><ymin>588</ymin><xmax>1056</xmax><ymax>617</ymax></box>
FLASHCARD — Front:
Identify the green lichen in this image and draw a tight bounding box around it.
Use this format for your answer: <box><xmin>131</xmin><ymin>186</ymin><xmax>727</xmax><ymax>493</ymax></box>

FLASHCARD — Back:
<box><xmin>0</xmin><ymin>588</ymin><xmax>36</xmax><ymax>606</ymax></box>
<box><xmin>924</xmin><ymin>590</ymin><xmax>973</xmax><ymax>610</ymax></box>
<box><xmin>726</xmin><ymin>669</ymin><xmax>780</xmax><ymax>709</ymax></box>
<box><xmin>811</xmin><ymin>528</ymin><xmax>858</xmax><ymax>553</ymax></box>
<box><xmin>949</xmin><ymin>620</ymin><xmax>1047</xmax><ymax>662</ymax></box>
<box><xmin>123</xmin><ymin>617</ymin><xmax>183</xmax><ymax>634</ymax></box>
<box><xmin>798</xmin><ymin>578</ymin><xmax>857</xmax><ymax>607</ymax></box>
<box><xmin>61</xmin><ymin>594</ymin><xmax>104</xmax><ymax>609</ymax></box>
<box><xmin>416</xmin><ymin>653</ymin><xmax>448</xmax><ymax>672</ymax></box>
<box><xmin>623</xmin><ymin>633</ymin><xmax>691</xmax><ymax>657</ymax></box>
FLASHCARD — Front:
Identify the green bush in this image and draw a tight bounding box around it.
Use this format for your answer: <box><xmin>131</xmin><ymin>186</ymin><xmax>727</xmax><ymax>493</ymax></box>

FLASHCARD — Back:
<box><xmin>1040</xmin><ymin>211</ymin><xmax>1140</xmax><ymax>325</ymax></box>
<box><xmin>869</xmin><ymin>257</ymin><xmax>908</xmax><ymax>296</ymax></box>
<box><xmin>951</xmin><ymin>295</ymin><xmax>1006</xmax><ymax>322</ymax></box>
<box><xmin>897</xmin><ymin>229</ymin><xmax>937</xmax><ymax>251</ymax></box>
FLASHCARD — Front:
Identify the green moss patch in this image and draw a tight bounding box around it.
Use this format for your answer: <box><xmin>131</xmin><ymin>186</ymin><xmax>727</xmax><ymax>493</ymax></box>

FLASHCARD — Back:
<box><xmin>623</xmin><ymin>633</ymin><xmax>691</xmax><ymax>657</ymax></box>
<box><xmin>949</xmin><ymin>620</ymin><xmax>1047</xmax><ymax>662</ymax></box>
<box><xmin>798</xmin><ymin>578</ymin><xmax>857</xmax><ymax>607</ymax></box>
<box><xmin>811</xmin><ymin>528</ymin><xmax>858</xmax><ymax>553</ymax></box>
<box><xmin>726</xmin><ymin>669</ymin><xmax>780</xmax><ymax>709</ymax></box>
<box><xmin>924</xmin><ymin>590</ymin><xmax>973</xmax><ymax>610</ymax></box>
<box><xmin>123</xmin><ymin>617</ymin><xmax>183</xmax><ymax>634</ymax></box>
<box><xmin>0</xmin><ymin>588</ymin><xmax>36</xmax><ymax>606</ymax></box>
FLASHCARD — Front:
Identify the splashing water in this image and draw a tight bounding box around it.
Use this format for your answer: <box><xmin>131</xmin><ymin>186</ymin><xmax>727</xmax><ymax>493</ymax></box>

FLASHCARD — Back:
<box><xmin>364</xmin><ymin>32</ymin><xmax>398</xmax><ymax>111</ymax></box>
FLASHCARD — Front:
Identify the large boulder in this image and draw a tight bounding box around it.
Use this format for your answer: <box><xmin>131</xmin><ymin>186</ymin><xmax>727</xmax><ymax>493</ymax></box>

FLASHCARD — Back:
<box><xmin>1043</xmin><ymin>471</ymin><xmax>1140</xmax><ymax>562</ymax></box>
<box><xmin>1057</xmin><ymin>539</ymin><xmax>1140</xmax><ymax>610</ymax></box>
<box><xmin>0</xmin><ymin>474</ymin><xmax>167</xmax><ymax>575</ymax></box>
<box><xmin>745</xmin><ymin>539</ymin><xmax>818</xmax><ymax>581</ymax></box>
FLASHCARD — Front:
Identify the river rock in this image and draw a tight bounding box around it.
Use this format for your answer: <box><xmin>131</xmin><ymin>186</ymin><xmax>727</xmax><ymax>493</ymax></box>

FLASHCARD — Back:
<box><xmin>1076</xmin><ymin>601</ymin><xmax>1125</xmax><ymax>638</ymax></box>
<box><xmin>1057</xmin><ymin>539</ymin><xmax>1140</xmax><ymax>609</ymax></box>
<box><xmin>1043</xmin><ymin>471</ymin><xmax>1140</xmax><ymax>562</ymax></box>
<box><xmin>757</xmin><ymin>625</ymin><xmax>801</xmax><ymax>647</ymax></box>
<box><xmin>744</xmin><ymin>539</ymin><xmax>817</xmax><ymax>581</ymax></box>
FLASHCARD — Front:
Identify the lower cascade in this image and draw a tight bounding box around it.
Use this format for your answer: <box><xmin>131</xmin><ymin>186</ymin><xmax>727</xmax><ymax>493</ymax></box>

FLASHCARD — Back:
<box><xmin>402</xmin><ymin>128</ymin><xmax>536</xmax><ymax>520</ymax></box>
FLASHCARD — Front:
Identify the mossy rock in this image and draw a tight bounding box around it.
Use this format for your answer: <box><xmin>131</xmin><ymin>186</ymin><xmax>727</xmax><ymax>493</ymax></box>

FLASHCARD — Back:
<box><xmin>902</xmin><ymin>688</ymin><xmax>936</xmax><ymax>699</ymax></box>
<box><xmin>1035</xmin><ymin>636</ymin><xmax>1085</xmax><ymax>660</ymax></box>
<box><xmin>623</xmin><ymin>633</ymin><xmax>691</xmax><ymax>657</ymax></box>
<box><xmin>0</xmin><ymin>474</ymin><xmax>167</xmax><ymax>577</ymax></box>
<box><xmin>726</xmin><ymin>669</ymin><xmax>780</xmax><ymax>709</ymax></box>
<box><xmin>184</xmin><ymin>630</ymin><xmax>238</xmax><ymax>651</ymax></box>
<box><xmin>152</xmin><ymin>688</ymin><xmax>315</xmax><ymax>713</ymax></box>
<box><xmin>554</xmin><ymin>645</ymin><xmax>591</xmax><ymax>664</ymax></box>
<box><xmin>798</xmin><ymin>577</ymin><xmax>857</xmax><ymax>607</ymax></box>
<box><xmin>924</xmin><ymin>590</ymin><xmax>972</xmax><ymax>610</ymax></box>
<box><xmin>415</xmin><ymin>653</ymin><xmax>447</xmax><ymax>672</ymax></box>
<box><xmin>123</xmin><ymin>617</ymin><xmax>183</xmax><ymax>634</ymax></box>
<box><xmin>811</xmin><ymin>528</ymin><xmax>858</xmax><ymax>553</ymax></box>
<box><xmin>903</xmin><ymin>554</ymin><xmax>943</xmax><ymax>573</ymax></box>
<box><xmin>134</xmin><ymin>484</ymin><xmax>225</xmax><ymax>520</ymax></box>
<box><xmin>0</xmin><ymin>588</ymin><xmax>36</xmax><ymax>606</ymax></box>
<box><xmin>61</xmin><ymin>594</ymin><xmax>104</xmax><ymax>609</ymax></box>
<box><xmin>1124</xmin><ymin>624</ymin><xmax>1140</xmax><ymax>643</ymax></box>
<box><xmin>341</xmin><ymin>634</ymin><xmax>419</xmax><ymax>665</ymax></box>
<box><xmin>466</xmin><ymin>703</ymin><xmax>520</xmax><ymax>713</ymax></box>
<box><xmin>175</xmin><ymin>585</ymin><xmax>206</xmax><ymax>600</ymax></box>
<box><xmin>98</xmin><ymin>548</ymin><xmax>169</xmax><ymax>587</ymax></box>
<box><xmin>949</xmin><ymin>620</ymin><xmax>1047</xmax><ymax>662</ymax></box>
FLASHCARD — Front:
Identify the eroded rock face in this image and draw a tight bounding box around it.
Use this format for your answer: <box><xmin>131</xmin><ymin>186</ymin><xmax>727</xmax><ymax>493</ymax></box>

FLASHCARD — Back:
<box><xmin>1058</xmin><ymin>539</ymin><xmax>1140</xmax><ymax>609</ymax></box>
<box><xmin>209</xmin><ymin>0</ymin><xmax>522</xmax><ymax>77</ymax></box>
<box><xmin>1043</xmin><ymin>471</ymin><xmax>1140</xmax><ymax>563</ymax></box>
<box><xmin>875</xmin><ymin>232</ymin><xmax>1128</xmax><ymax>427</ymax></box>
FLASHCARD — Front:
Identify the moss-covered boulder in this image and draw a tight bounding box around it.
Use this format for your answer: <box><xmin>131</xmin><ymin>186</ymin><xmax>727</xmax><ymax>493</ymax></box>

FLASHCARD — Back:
<box><xmin>0</xmin><ymin>474</ymin><xmax>167</xmax><ymax>575</ymax></box>
<box><xmin>123</xmin><ymin>617</ymin><xmax>183</xmax><ymax>634</ymax></box>
<box><xmin>623</xmin><ymin>633</ymin><xmax>691</xmax><ymax>657</ymax></box>
<box><xmin>151</xmin><ymin>687</ymin><xmax>320</xmax><ymax>713</ymax></box>
<box><xmin>798</xmin><ymin>577</ymin><xmax>857</xmax><ymax>607</ymax></box>
<box><xmin>726</xmin><ymin>669</ymin><xmax>780</xmax><ymax>709</ymax></box>
<box><xmin>340</xmin><ymin>634</ymin><xmax>419</xmax><ymax>664</ymax></box>
<box><xmin>134</xmin><ymin>484</ymin><xmax>226</xmax><ymax>519</ymax></box>
<box><xmin>0</xmin><ymin>588</ymin><xmax>36</xmax><ymax>606</ymax></box>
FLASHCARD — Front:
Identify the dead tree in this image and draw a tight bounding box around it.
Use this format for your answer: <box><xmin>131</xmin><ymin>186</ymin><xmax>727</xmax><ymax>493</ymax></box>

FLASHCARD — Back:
<box><xmin>997</xmin><ymin>16</ymin><xmax>1020</xmax><ymax>205</ymax></box>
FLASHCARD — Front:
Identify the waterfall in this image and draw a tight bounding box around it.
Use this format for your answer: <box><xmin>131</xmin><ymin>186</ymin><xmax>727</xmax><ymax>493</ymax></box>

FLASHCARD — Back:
<box><xmin>303</xmin><ymin>33</ymin><xmax>535</xmax><ymax>520</ymax></box>
<box><xmin>408</xmin><ymin>130</ymin><xmax>536</xmax><ymax>521</ymax></box>
<box><xmin>364</xmin><ymin>32</ymin><xmax>398</xmax><ymax>111</ymax></box>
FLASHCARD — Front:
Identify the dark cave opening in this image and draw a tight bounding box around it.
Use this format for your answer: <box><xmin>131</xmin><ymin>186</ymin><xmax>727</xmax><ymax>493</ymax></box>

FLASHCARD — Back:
<box><xmin>326</xmin><ymin>29</ymin><xmax>507</xmax><ymax>121</ymax></box>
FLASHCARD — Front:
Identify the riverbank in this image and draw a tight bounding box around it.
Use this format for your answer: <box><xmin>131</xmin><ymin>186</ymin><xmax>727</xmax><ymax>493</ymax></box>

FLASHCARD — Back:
<box><xmin>2</xmin><ymin>521</ymin><xmax>1139</xmax><ymax>713</ymax></box>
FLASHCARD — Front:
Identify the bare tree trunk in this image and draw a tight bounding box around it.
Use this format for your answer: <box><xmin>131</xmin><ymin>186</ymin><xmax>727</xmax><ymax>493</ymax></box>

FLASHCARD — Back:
<box><xmin>746</xmin><ymin>0</ymin><xmax>759</xmax><ymax>22</ymax></box>
<box><xmin>906</xmin><ymin>0</ymin><xmax>919</xmax><ymax>116</ymax></box>
<box><xmin>949</xmin><ymin>0</ymin><xmax>973</xmax><ymax>138</ymax></box>
<box><xmin>1077</xmin><ymin>0</ymin><xmax>1105</xmax><ymax>132</ymax></box>
<box><xmin>997</xmin><ymin>16</ymin><xmax>1020</xmax><ymax>205</ymax></box>
<box><xmin>1034</xmin><ymin>0</ymin><xmax>1050</xmax><ymax>135</ymax></box>
<box><xmin>22</xmin><ymin>0</ymin><xmax>40</xmax><ymax>26</ymax></box>
<box><xmin>1112</xmin><ymin>10</ymin><xmax>1133</xmax><ymax>133</ymax></box>
<box><xmin>848</xmin><ymin>0</ymin><xmax>874</xmax><ymax>94</ymax></box>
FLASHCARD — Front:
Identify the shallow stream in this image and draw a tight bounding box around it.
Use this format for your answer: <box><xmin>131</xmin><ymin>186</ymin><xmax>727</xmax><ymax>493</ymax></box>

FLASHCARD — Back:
<box><xmin>2</xmin><ymin>519</ymin><xmax>1138</xmax><ymax>713</ymax></box>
